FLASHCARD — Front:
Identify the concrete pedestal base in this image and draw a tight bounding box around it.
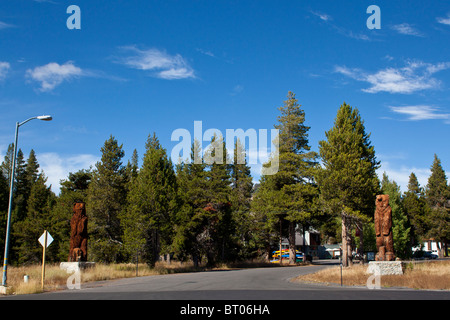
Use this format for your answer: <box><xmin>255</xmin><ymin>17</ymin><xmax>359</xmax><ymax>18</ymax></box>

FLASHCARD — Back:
<box><xmin>367</xmin><ymin>261</ymin><xmax>403</xmax><ymax>275</ymax></box>
<box><xmin>0</xmin><ymin>285</ymin><xmax>9</xmax><ymax>295</ymax></box>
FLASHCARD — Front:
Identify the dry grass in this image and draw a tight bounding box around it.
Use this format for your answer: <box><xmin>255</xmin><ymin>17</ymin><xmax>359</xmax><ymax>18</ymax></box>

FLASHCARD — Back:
<box><xmin>3</xmin><ymin>261</ymin><xmax>203</xmax><ymax>295</ymax></box>
<box><xmin>294</xmin><ymin>260</ymin><xmax>450</xmax><ymax>290</ymax></box>
<box><xmin>3</xmin><ymin>259</ymin><xmax>279</xmax><ymax>296</ymax></box>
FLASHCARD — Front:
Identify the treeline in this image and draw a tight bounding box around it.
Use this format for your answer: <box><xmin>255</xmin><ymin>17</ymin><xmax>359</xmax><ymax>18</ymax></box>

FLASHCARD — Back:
<box><xmin>0</xmin><ymin>92</ymin><xmax>449</xmax><ymax>267</ymax></box>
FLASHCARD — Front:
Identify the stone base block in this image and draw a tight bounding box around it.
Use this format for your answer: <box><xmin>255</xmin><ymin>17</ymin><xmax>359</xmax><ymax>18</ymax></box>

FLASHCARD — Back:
<box><xmin>0</xmin><ymin>285</ymin><xmax>10</xmax><ymax>295</ymax></box>
<box><xmin>367</xmin><ymin>261</ymin><xmax>403</xmax><ymax>275</ymax></box>
<box><xmin>60</xmin><ymin>262</ymin><xmax>96</xmax><ymax>272</ymax></box>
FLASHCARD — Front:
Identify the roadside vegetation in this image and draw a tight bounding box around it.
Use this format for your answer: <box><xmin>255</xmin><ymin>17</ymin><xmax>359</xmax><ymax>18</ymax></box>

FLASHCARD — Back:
<box><xmin>293</xmin><ymin>260</ymin><xmax>450</xmax><ymax>290</ymax></box>
<box><xmin>4</xmin><ymin>259</ymin><xmax>287</xmax><ymax>295</ymax></box>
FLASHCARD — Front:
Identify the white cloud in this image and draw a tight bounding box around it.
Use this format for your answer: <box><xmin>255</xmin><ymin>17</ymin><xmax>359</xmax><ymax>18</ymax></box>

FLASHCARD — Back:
<box><xmin>391</xmin><ymin>23</ymin><xmax>424</xmax><ymax>37</ymax></box>
<box><xmin>0</xmin><ymin>21</ymin><xmax>14</xmax><ymax>30</ymax></box>
<box><xmin>310</xmin><ymin>10</ymin><xmax>332</xmax><ymax>22</ymax></box>
<box><xmin>310</xmin><ymin>10</ymin><xmax>371</xmax><ymax>41</ymax></box>
<box><xmin>377</xmin><ymin>161</ymin><xmax>431</xmax><ymax>193</ymax></box>
<box><xmin>196</xmin><ymin>48</ymin><xmax>215</xmax><ymax>58</ymax></box>
<box><xmin>26</xmin><ymin>61</ymin><xmax>83</xmax><ymax>92</ymax></box>
<box><xmin>231</xmin><ymin>85</ymin><xmax>244</xmax><ymax>96</ymax></box>
<box><xmin>389</xmin><ymin>105</ymin><xmax>450</xmax><ymax>122</ymax></box>
<box><xmin>38</xmin><ymin>153</ymin><xmax>99</xmax><ymax>194</ymax></box>
<box><xmin>437</xmin><ymin>13</ymin><xmax>450</xmax><ymax>25</ymax></box>
<box><xmin>335</xmin><ymin>61</ymin><xmax>450</xmax><ymax>94</ymax></box>
<box><xmin>0</xmin><ymin>62</ymin><xmax>10</xmax><ymax>81</ymax></box>
<box><xmin>118</xmin><ymin>46</ymin><xmax>196</xmax><ymax>80</ymax></box>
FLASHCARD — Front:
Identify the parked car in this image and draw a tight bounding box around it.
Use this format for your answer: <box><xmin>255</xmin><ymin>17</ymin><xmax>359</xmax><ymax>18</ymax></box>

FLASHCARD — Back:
<box><xmin>423</xmin><ymin>251</ymin><xmax>438</xmax><ymax>259</ymax></box>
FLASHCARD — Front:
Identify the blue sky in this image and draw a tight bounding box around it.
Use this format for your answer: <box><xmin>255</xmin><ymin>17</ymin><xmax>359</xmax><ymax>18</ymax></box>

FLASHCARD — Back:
<box><xmin>0</xmin><ymin>0</ymin><xmax>449</xmax><ymax>193</ymax></box>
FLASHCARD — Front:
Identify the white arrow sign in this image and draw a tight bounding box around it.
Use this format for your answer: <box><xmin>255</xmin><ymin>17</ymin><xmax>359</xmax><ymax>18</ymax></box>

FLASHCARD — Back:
<box><xmin>38</xmin><ymin>231</ymin><xmax>53</xmax><ymax>248</ymax></box>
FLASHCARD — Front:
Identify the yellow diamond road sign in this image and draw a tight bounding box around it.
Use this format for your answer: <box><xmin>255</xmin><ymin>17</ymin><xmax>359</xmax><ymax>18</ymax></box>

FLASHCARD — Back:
<box><xmin>38</xmin><ymin>231</ymin><xmax>53</xmax><ymax>248</ymax></box>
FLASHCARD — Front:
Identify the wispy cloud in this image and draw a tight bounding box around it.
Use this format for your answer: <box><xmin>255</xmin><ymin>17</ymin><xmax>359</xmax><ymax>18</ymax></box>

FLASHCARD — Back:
<box><xmin>118</xmin><ymin>46</ymin><xmax>195</xmax><ymax>80</ymax></box>
<box><xmin>310</xmin><ymin>10</ymin><xmax>370</xmax><ymax>41</ymax></box>
<box><xmin>310</xmin><ymin>10</ymin><xmax>332</xmax><ymax>22</ymax></box>
<box><xmin>26</xmin><ymin>61</ymin><xmax>84</xmax><ymax>92</ymax></box>
<box><xmin>196</xmin><ymin>48</ymin><xmax>215</xmax><ymax>58</ymax></box>
<box><xmin>437</xmin><ymin>13</ymin><xmax>450</xmax><ymax>25</ymax></box>
<box><xmin>335</xmin><ymin>61</ymin><xmax>450</xmax><ymax>94</ymax></box>
<box><xmin>230</xmin><ymin>85</ymin><xmax>244</xmax><ymax>96</ymax></box>
<box><xmin>391</xmin><ymin>23</ymin><xmax>424</xmax><ymax>37</ymax></box>
<box><xmin>0</xmin><ymin>21</ymin><xmax>15</xmax><ymax>30</ymax></box>
<box><xmin>0</xmin><ymin>62</ymin><xmax>10</xmax><ymax>81</ymax></box>
<box><xmin>389</xmin><ymin>105</ymin><xmax>450</xmax><ymax>122</ymax></box>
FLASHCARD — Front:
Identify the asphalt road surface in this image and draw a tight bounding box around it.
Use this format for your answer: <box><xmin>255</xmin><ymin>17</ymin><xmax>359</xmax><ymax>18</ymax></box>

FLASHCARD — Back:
<box><xmin>2</xmin><ymin>260</ymin><xmax>449</xmax><ymax>301</ymax></box>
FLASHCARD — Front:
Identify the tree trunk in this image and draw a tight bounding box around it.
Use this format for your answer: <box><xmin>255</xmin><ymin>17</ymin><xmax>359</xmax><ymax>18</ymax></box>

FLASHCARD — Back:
<box><xmin>192</xmin><ymin>254</ymin><xmax>199</xmax><ymax>268</ymax></box>
<box><xmin>302</xmin><ymin>224</ymin><xmax>307</xmax><ymax>257</ymax></box>
<box><xmin>347</xmin><ymin>235</ymin><xmax>353</xmax><ymax>267</ymax></box>
<box><xmin>289</xmin><ymin>221</ymin><xmax>296</xmax><ymax>265</ymax></box>
<box><xmin>279</xmin><ymin>220</ymin><xmax>283</xmax><ymax>264</ymax></box>
<box><xmin>341</xmin><ymin>213</ymin><xmax>351</xmax><ymax>267</ymax></box>
<box><xmin>358</xmin><ymin>223</ymin><xmax>364</xmax><ymax>264</ymax></box>
<box><xmin>437</xmin><ymin>241</ymin><xmax>444</xmax><ymax>258</ymax></box>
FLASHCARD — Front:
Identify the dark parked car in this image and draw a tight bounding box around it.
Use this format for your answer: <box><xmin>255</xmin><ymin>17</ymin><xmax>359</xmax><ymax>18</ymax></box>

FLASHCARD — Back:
<box><xmin>423</xmin><ymin>251</ymin><xmax>438</xmax><ymax>259</ymax></box>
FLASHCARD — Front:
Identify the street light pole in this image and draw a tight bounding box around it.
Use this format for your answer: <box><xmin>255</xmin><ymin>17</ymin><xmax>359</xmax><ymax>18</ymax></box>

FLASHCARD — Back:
<box><xmin>1</xmin><ymin>115</ymin><xmax>52</xmax><ymax>291</ymax></box>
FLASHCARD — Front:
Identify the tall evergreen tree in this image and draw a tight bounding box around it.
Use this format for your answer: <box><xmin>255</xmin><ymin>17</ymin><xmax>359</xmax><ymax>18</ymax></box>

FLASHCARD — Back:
<box><xmin>0</xmin><ymin>165</ymin><xmax>9</xmax><ymax>256</ymax></box>
<box><xmin>253</xmin><ymin>92</ymin><xmax>319</xmax><ymax>264</ymax></box>
<box><xmin>173</xmin><ymin>139</ymin><xmax>209</xmax><ymax>267</ymax></box>
<box><xmin>426</xmin><ymin>154</ymin><xmax>450</xmax><ymax>208</ymax></box>
<box><xmin>203</xmin><ymin>134</ymin><xmax>234</xmax><ymax>265</ymax></box>
<box><xmin>425</xmin><ymin>154</ymin><xmax>449</xmax><ymax>257</ymax></box>
<box><xmin>230</xmin><ymin>139</ymin><xmax>254</xmax><ymax>260</ymax></box>
<box><xmin>88</xmin><ymin>135</ymin><xmax>127</xmax><ymax>262</ymax></box>
<box><xmin>13</xmin><ymin>173</ymin><xmax>56</xmax><ymax>264</ymax></box>
<box><xmin>121</xmin><ymin>134</ymin><xmax>179</xmax><ymax>267</ymax></box>
<box><xmin>317</xmin><ymin>102</ymin><xmax>380</xmax><ymax>267</ymax></box>
<box><xmin>403</xmin><ymin>172</ymin><xmax>428</xmax><ymax>246</ymax></box>
<box><xmin>12</xmin><ymin>149</ymin><xmax>27</xmax><ymax>224</ymax></box>
<box><xmin>1</xmin><ymin>143</ymin><xmax>14</xmax><ymax>188</ymax></box>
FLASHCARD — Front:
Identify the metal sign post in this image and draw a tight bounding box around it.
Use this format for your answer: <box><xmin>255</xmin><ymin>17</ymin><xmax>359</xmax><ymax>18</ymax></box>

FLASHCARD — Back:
<box><xmin>39</xmin><ymin>230</ymin><xmax>53</xmax><ymax>290</ymax></box>
<box><xmin>339</xmin><ymin>247</ymin><xmax>343</xmax><ymax>287</ymax></box>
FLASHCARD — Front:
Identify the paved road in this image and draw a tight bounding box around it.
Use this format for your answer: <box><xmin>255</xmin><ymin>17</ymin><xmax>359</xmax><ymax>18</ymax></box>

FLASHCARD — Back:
<box><xmin>2</xmin><ymin>261</ymin><xmax>449</xmax><ymax>300</ymax></box>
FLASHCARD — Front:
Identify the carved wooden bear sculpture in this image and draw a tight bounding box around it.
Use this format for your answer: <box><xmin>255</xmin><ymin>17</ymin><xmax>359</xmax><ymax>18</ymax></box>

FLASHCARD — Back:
<box><xmin>69</xmin><ymin>202</ymin><xmax>88</xmax><ymax>262</ymax></box>
<box><xmin>374</xmin><ymin>194</ymin><xmax>395</xmax><ymax>261</ymax></box>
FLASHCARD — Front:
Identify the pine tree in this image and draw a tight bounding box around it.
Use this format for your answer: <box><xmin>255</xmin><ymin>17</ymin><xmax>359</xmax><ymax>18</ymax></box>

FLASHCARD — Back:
<box><xmin>173</xmin><ymin>139</ymin><xmax>209</xmax><ymax>267</ymax></box>
<box><xmin>317</xmin><ymin>102</ymin><xmax>380</xmax><ymax>267</ymax></box>
<box><xmin>203</xmin><ymin>134</ymin><xmax>234</xmax><ymax>265</ymax></box>
<box><xmin>230</xmin><ymin>139</ymin><xmax>254</xmax><ymax>260</ymax></box>
<box><xmin>25</xmin><ymin>150</ymin><xmax>39</xmax><ymax>184</ymax></box>
<box><xmin>14</xmin><ymin>173</ymin><xmax>56</xmax><ymax>264</ymax></box>
<box><xmin>1</xmin><ymin>143</ymin><xmax>14</xmax><ymax>188</ymax></box>
<box><xmin>0</xmin><ymin>165</ymin><xmax>9</xmax><ymax>255</ymax></box>
<box><xmin>426</xmin><ymin>154</ymin><xmax>449</xmax><ymax>208</ymax></box>
<box><xmin>403</xmin><ymin>172</ymin><xmax>428</xmax><ymax>246</ymax></box>
<box><xmin>12</xmin><ymin>149</ymin><xmax>27</xmax><ymax>224</ymax></box>
<box><xmin>122</xmin><ymin>134</ymin><xmax>179</xmax><ymax>267</ymax></box>
<box><xmin>253</xmin><ymin>92</ymin><xmax>319</xmax><ymax>264</ymax></box>
<box><xmin>425</xmin><ymin>154</ymin><xmax>449</xmax><ymax>257</ymax></box>
<box><xmin>88</xmin><ymin>135</ymin><xmax>127</xmax><ymax>262</ymax></box>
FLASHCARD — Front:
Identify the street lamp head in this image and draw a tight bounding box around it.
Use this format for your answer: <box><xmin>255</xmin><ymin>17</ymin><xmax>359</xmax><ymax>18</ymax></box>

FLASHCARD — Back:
<box><xmin>37</xmin><ymin>115</ymin><xmax>52</xmax><ymax>121</ymax></box>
